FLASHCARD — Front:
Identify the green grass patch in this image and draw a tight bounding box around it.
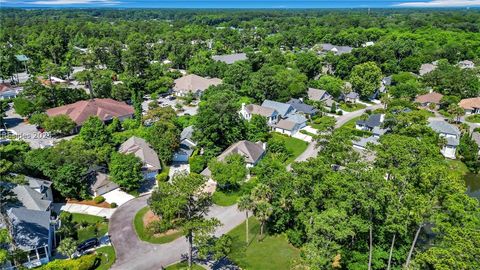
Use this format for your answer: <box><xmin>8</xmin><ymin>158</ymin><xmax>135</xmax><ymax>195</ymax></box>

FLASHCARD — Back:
<box><xmin>271</xmin><ymin>133</ymin><xmax>308</xmax><ymax>163</ymax></box>
<box><xmin>339</xmin><ymin>102</ymin><xmax>366</xmax><ymax>112</ymax></box>
<box><xmin>133</xmin><ymin>207</ymin><xmax>184</xmax><ymax>244</ymax></box>
<box><xmin>466</xmin><ymin>114</ymin><xmax>480</xmax><ymax>123</ymax></box>
<box><xmin>447</xmin><ymin>159</ymin><xmax>470</xmax><ymax>176</ymax></box>
<box><xmin>165</xmin><ymin>262</ymin><xmax>204</xmax><ymax>270</ymax></box>
<box><xmin>95</xmin><ymin>246</ymin><xmax>116</xmax><ymax>270</ymax></box>
<box><xmin>212</xmin><ymin>189</ymin><xmax>243</xmax><ymax>206</ymax></box>
<box><xmin>71</xmin><ymin>213</ymin><xmax>108</xmax><ymax>242</ymax></box>
<box><xmin>227</xmin><ymin>217</ymin><xmax>300</xmax><ymax>270</ymax></box>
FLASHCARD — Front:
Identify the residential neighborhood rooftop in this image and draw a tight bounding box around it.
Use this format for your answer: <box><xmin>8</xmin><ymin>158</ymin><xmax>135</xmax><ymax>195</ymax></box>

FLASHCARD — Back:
<box><xmin>7</xmin><ymin>208</ymin><xmax>51</xmax><ymax>250</ymax></box>
<box><xmin>217</xmin><ymin>140</ymin><xmax>266</xmax><ymax>165</ymax></box>
<box><xmin>261</xmin><ymin>100</ymin><xmax>294</xmax><ymax>117</ymax></box>
<box><xmin>119</xmin><ymin>136</ymin><xmax>161</xmax><ymax>171</ymax></box>
<box><xmin>46</xmin><ymin>98</ymin><xmax>134</xmax><ymax>126</ymax></box>
<box><xmin>212</xmin><ymin>53</ymin><xmax>247</xmax><ymax>64</ymax></box>
<box><xmin>173</xmin><ymin>74</ymin><xmax>222</xmax><ymax>93</ymax></box>
<box><xmin>414</xmin><ymin>92</ymin><xmax>444</xmax><ymax>104</ymax></box>
<box><xmin>459</xmin><ymin>97</ymin><xmax>480</xmax><ymax>110</ymax></box>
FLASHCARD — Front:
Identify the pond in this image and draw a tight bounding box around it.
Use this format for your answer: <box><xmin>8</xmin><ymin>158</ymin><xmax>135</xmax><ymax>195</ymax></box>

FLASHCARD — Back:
<box><xmin>465</xmin><ymin>173</ymin><xmax>480</xmax><ymax>200</ymax></box>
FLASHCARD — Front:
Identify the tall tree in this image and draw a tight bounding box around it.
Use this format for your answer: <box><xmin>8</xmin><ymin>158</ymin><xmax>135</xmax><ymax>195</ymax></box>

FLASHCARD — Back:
<box><xmin>149</xmin><ymin>173</ymin><xmax>220</xmax><ymax>268</ymax></box>
<box><xmin>349</xmin><ymin>61</ymin><xmax>382</xmax><ymax>99</ymax></box>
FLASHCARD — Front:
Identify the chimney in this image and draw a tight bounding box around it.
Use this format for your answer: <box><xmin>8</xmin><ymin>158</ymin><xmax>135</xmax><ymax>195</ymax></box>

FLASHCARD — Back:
<box><xmin>262</xmin><ymin>142</ymin><xmax>267</xmax><ymax>150</ymax></box>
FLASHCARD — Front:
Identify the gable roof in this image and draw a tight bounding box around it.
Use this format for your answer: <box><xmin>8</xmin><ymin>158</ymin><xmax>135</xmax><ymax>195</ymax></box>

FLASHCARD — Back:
<box><xmin>91</xmin><ymin>172</ymin><xmax>119</xmax><ymax>193</ymax></box>
<box><xmin>181</xmin><ymin>126</ymin><xmax>195</xmax><ymax>143</ymax></box>
<box><xmin>261</xmin><ymin>100</ymin><xmax>294</xmax><ymax>117</ymax></box>
<box><xmin>415</xmin><ymin>92</ymin><xmax>444</xmax><ymax>104</ymax></box>
<box><xmin>119</xmin><ymin>136</ymin><xmax>161</xmax><ymax>171</ymax></box>
<box><xmin>274</xmin><ymin>119</ymin><xmax>298</xmax><ymax>131</ymax></box>
<box><xmin>46</xmin><ymin>98</ymin><xmax>134</xmax><ymax>126</ymax></box>
<box><xmin>428</xmin><ymin>120</ymin><xmax>460</xmax><ymax>137</ymax></box>
<box><xmin>320</xmin><ymin>43</ymin><xmax>353</xmax><ymax>55</ymax></box>
<box><xmin>173</xmin><ymin>74</ymin><xmax>222</xmax><ymax>93</ymax></box>
<box><xmin>286</xmin><ymin>99</ymin><xmax>317</xmax><ymax>115</ymax></box>
<box><xmin>8</xmin><ymin>208</ymin><xmax>51</xmax><ymax>250</ymax></box>
<box><xmin>11</xmin><ymin>184</ymin><xmax>51</xmax><ymax>211</ymax></box>
<box><xmin>212</xmin><ymin>53</ymin><xmax>247</xmax><ymax>64</ymax></box>
<box><xmin>245</xmin><ymin>104</ymin><xmax>277</xmax><ymax>117</ymax></box>
<box><xmin>459</xmin><ymin>97</ymin><xmax>480</xmax><ymax>110</ymax></box>
<box><xmin>217</xmin><ymin>140</ymin><xmax>265</xmax><ymax>165</ymax></box>
<box><xmin>356</xmin><ymin>114</ymin><xmax>384</xmax><ymax>129</ymax></box>
<box><xmin>307</xmin><ymin>88</ymin><xmax>330</xmax><ymax>101</ymax></box>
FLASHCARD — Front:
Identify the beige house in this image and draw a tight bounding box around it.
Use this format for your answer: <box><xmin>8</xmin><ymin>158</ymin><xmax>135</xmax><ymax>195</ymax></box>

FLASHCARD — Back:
<box><xmin>172</xmin><ymin>74</ymin><xmax>222</xmax><ymax>97</ymax></box>
<box><xmin>414</xmin><ymin>92</ymin><xmax>444</xmax><ymax>109</ymax></box>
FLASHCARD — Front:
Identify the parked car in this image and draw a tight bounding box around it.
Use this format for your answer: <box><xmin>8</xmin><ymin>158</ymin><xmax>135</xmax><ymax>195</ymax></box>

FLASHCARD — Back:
<box><xmin>167</xmin><ymin>96</ymin><xmax>176</xmax><ymax>101</ymax></box>
<box><xmin>76</xmin><ymin>238</ymin><xmax>99</xmax><ymax>253</ymax></box>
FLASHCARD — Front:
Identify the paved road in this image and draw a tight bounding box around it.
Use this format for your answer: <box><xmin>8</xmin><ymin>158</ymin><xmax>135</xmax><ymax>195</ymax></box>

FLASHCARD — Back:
<box><xmin>110</xmin><ymin>195</ymin><xmax>245</xmax><ymax>270</ymax></box>
<box><xmin>292</xmin><ymin>104</ymin><xmax>383</xmax><ymax>165</ymax></box>
<box><xmin>335</xmin><ymin>104</ymin><xmax>383</xmax><ymax>128</ymax></box>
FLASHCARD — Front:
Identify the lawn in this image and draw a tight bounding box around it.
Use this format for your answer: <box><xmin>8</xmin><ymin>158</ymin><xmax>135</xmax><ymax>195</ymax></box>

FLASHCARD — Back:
<box><xmin>446</xmin><ymin>159</ymin><xmax>470</xmax><ymax>176</ymax></box>
<box><xmin>466</xmin><ymin>114</ymin><xmax>480</xmax><ymax>123</ymax></box>
<box><xmin>133</xmin><ymin>207</ymin><xmax>184</xmax><ymax>244</ymax></box>
<box><xmin>71</xmin><ymin>213</ymin><xmax>109</xmax><ymax>242</ymax></box>
<box><xmin>212</xmin><ymin>189</ymin><xmax>243</xmax><ymax>206</ymax></box>
<box><xmin>340</xmin><ymin>116</ymin><xmax>362</xmax><ymax>129</ymax></box>
<box><xmin>227</xmin><ymin>217</ymin><xmax>300</xmax><ymax>270</ymax></box>
<box><xmin>95</xmin><ymin>246</ymin><xmax>116</xmax><ymax>270</ymax></box>
<box><xmin>165</xmin><ymin>262</ymin><xmax>204</xmax><ymax>270</ymax></box>
<box><xmin>339</xmin><ymin>102</ymin><xmax>366</xmax><ymax>112</ymax></box>
<box><xmin>271</xmin><ymin>133</ymin><xmax>308</xmax><ymax>163</ymax></box>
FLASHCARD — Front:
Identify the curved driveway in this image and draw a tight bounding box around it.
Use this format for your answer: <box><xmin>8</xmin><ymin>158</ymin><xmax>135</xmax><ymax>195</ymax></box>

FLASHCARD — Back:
<box><xmin>109</xmin><ymin>195</ymin><xmax>245</xmax><ymax>270</ymax></box>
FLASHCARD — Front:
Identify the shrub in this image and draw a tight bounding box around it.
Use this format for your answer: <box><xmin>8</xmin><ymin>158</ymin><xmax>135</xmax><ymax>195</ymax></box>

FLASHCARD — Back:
<box><xmin>93</xmin><ymin>196</ymin><xmax>105</xmax><ymax>204</ymax></box>
<box><xmin>147</xmin><ymin>220</ymin><xmax>174</xmax><ymax>234</ymax></box>
<box><xmin>156</xmin><ymin>172</ymin><xmax>169</xmax><ymax>183</ymax></box>
<box><xmin>337</xmin><ymin>110</ymin><xmax>343</xmax><ymax>115</ymax></box>
<box><xmin>110</xmin><ymin>202</ymin><xmax>117</xmax><ymax>208</ymax></box>
<box><xmin>189</xmin><ymin>155</ymin><xmax>206</xmax><ymax>174</ymax></box>
<box><xmin>38</xmin><ymin>254</ymin><xmax>99</xmax><ymax>270</ymax></box>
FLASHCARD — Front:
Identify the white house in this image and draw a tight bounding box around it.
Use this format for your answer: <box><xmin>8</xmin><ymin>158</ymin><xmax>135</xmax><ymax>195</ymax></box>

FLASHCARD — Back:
<box><xmin>428</xmin><ymin>120</ymin><xmax>461</xmax><ymax>159</ymax></box>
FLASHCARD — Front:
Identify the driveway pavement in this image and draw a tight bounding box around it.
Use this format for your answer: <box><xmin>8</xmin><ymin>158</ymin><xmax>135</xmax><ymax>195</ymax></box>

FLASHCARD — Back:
<box><xmin>102</xmin><ymin>189</ymin><xmax>135</xmax><ymax>206</ymax></box>
<box><xmin>110</xmin><ymin>195</ymin><xmax>245</xmax><ymax>270</ymax></box>
<box><xmin>335</xmin><ymin>104</ymin><xmax>383</xmax><ymax>128</ymax></box>
<box><xmin>53</xmin><ymin>203</ymin><xmax>115</xmax><ymax>218</ymax></box>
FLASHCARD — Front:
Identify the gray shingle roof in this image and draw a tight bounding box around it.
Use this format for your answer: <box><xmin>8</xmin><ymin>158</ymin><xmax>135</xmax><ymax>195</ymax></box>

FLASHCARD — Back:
<box><xmin>261</xmin><ymin>100</ymin><xmax>294</xmax><ymax>117</ymax></box>
<box><xmin>307</xmin><ymin>88</ymin><xmax>330</xmax><ymax>101</ymax></box>
<box><xmin>286</xmin><ymin>99</ymin><xmax>317</xmax><ymax>115</ymax></box>
<box><xmin>212</xmin><ymin>53</ymin><xmax>247</xmax><ymax>64</ymax></box>
<box><xmin>217</xmin><ymin>140</ymin><xmax>265</xmax><ymax>165</ymax></box>
<box><xmin>12</xmin><ymin>185</ymin><xmax>51</xmax><ymax>211</ymax></box>
<box><xmin>428</xmin><ymin>120</ymin><xmax>460</xmax><ymax>137</ymax></box>
<box><xmin>274</xmin><ymin>119</ymin><xmax>297</xmax><ymax>131</ymax></box>
<box><xmin>8</xmin><ymin>208</ymin><xmax>51</xmax><ymax>250</ymax></box>
<box><xmin>320</xmin><ymin>43</ymin><xmax>354</xmax><ymax>55</ymax></box>
<box><xmin>180</xmin><ymin>126</ymin><xmax>195</xmax><ymax>142</ymax></box>
<box><xmin>285</xmin><ymin>113</ymin><xmax>308</xmax><ymax>125</ymax></box>
<box><xmin>119</xmin><ymin>136</ymin><xmax>161</xmax><ymax>171</ymax></box>
<box><xmin>353</xmin><ymin>136</ymin><xmax>380</xmax><ymax>148</ymax></box>
<box><xmin>356</xmin><ymin>114</ymin><xmax>383</xmax><ymax>129</ymax></box>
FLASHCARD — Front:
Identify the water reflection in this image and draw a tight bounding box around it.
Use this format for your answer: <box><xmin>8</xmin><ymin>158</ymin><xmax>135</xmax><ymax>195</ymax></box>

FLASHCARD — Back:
<box><xmin>465</xmin><ymin>173</ymin><xmax>480</xmax><ymax>200</ymax></box>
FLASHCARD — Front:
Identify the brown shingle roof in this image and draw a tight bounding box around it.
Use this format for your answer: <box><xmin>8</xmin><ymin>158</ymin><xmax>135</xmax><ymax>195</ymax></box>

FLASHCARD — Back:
<box><xmin>459</xmin><ymin>97</ymin><xmax>480</xmax><ymax>110</ymax></box>
<box><xmin>119</xmin><ymin>136</ymin><xmax>161</xmax><ymax>171</ymax></box>
<box><xmin>414</xmin><ymin>92</ymin><xmax>443</xmax><ymax>104</ymax></box>
<box><xmin>245</xmin><ymin>104</ymin><xmax>276</xmax><ymax>117</ymax></box>
<box><xmin>274</xmin><ymin>119</ymin><xmax>297</xmax><ymax>131</ymax></box>
<box><xmin>46</xmin><ymin>98</ymin><xmax>134</xmax><ymax>126</ymax></box>
<box><xmin>173</xmin><ymin>74</ymin><xmax>222</xmax><ymax>94</ymax></box>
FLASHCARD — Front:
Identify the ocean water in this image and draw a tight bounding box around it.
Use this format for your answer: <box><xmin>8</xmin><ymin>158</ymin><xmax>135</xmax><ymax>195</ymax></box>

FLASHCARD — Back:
<box><xmin>2</xmin><ymin>0</ymin><xmax>480</xmax><ymax>9</ymax></box>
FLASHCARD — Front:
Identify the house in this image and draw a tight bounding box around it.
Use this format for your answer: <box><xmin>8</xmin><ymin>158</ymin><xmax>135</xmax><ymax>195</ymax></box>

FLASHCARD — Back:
<box><xmin>307</xmin><ymin>88</ymin><xmax>336</xmax><ymax>108</ymax></box>
<box><xmin>119</xmin><ymin>136</ymin><xmax>161</xmax><ymax>179</ymax></box>
<box><xmin>240</xmin><ymin>103</ymin><xmax>279</xmax><ymax>125</ymax></box>
<box><xmin>273</xmin><ymin>117</ymin><xmax>306</xmax><ymax>136</ymax></box>
<box><xmin>46</xmin><ymin>98</ymin><xmax>134</xmax><ymax>130</ymax></box>
<box><xmin>458</xmin><ymin>60</ymin><xmax>475</xmax><ymax>69</ymax></box>
<box><xmin>419</xmin><ymin>63</ymin><xmax>437</xmax><ymax>76</ymax></box>
<box><xmin>428</xmin><ymin>120</ymin><xmax>461</xmax><ymax>159</ymax></box>
<box><xmin>212</xmin><ymin>53</ymin><xmax>247</xmax><ymax>64</ymax></box>
<box><xmin>0</xmin><ymin>83</ymin><xmax>21</xmax><ymax>100</ymax></box>
<box><xmin>319</xmin><ymin>43</ymin><xmax>354</xmax><ymax>55</ymax></box>
<box><xmin>172</xmin><ymin>126</ymin><xmax>197</xmax><ymax>163</ymax></box>
<box><xmin>352</xmin><ymin>136</ymin><xmax>379</xmax><ymax>151</ymax></box>
<box><xmin>201</xmin><ymin>140</ymin><xmax>266</xmax><ymax>178</ymax></box>
<box><xmin>341</xmin><ymin>92</ymin><xmax>360</xmax><ymax>103</ymax></box>
<box><xmin>172</xmin><ymin>74</ymin><xmax>222</xmax><ymax>97</ymax></box>
<box><xmin>356</xmin><ymin>114</ymin><xmax>385</xmax><ymax>132</ymax></box>
<box><xmin>90</xmin><ymin>171</ymin><xmax>119</xmax><ymax>197</ymax></box>
<box><xmin>414</xmin><ymin>92</ymin><xmax>444</xmax><ymax>109</ymax></box>
<box><xmin>0</xmin><ymin>176</ymin><xmax>54</xmax><ymax>269</ymax></box>
<box><xmin>286</xmin><ymin>98</ymin><xmax>317</xmax><ymax>117</ymax></box>
<box><xmin>261</xmin><ymin>100</ymin><xmax>295</xmax><ymax>118</ymax></box>
<box><xmin>459</xmin><ymin>97</ymin><xmax>480</xmax><ymax>115</ymax></box>
<box><xmin>379</xmin><ymin>76</ymin><xmax>392</xmax><ymax>94</ymax></box>
<box><xmin>5</xmin><ymin>208</ymin><xmax>54</xmax><ymax>268</ymax></box>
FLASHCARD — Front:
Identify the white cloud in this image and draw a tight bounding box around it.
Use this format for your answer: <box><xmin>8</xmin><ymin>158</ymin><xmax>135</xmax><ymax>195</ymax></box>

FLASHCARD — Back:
<box><xmin>396</xmin><ymin>0</ymin><xmax>480</xmax><ymax>7</ymax></box>
<box><xmin>27</xmin><ymin>0</ymin><xmax>119</xmax><ymax>5</ymax></box>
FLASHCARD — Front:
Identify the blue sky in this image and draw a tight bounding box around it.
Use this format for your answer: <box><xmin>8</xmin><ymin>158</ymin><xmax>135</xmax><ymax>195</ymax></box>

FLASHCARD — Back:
<box><xmin>1</xmin><ymin>0</ymin><xmax>480</xmax><ymax>8</ymax></box>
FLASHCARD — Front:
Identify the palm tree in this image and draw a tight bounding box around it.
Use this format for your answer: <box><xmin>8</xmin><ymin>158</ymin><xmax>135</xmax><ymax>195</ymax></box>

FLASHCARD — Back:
<box><xmin>250</xmin><ymin>184</ymin><xmax>273</xmax><ymax>238</ymax></box>
<box><xmin>254</xmin><ymin>201</ymin><xmax>273</xmax><ymax>237</ymax></box>
<box><xmin>237</xmin><ymin>195</ymin><xmax>253</xmax><ymax>244</ymax></box>
<box><xmin>57</xmin><ymin>237</ymin><xmax>77</xmax><ymax>259</ymax></box>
